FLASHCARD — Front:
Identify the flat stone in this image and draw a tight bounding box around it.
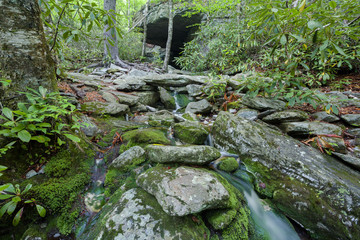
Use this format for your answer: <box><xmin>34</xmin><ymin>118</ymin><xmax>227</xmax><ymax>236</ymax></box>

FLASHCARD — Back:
<box><xmin>242</xmin><ymin>97</ymin><xmax>286</xmax><ymax>111</ymax></box>
<box><xmin>99</xmin><ymin>91</ymin><xmax>118</xmax><ymax>103</ymax></box>
<box><xmin>143</xmin><ymin>74</ymin><xmax>207</xmax><ymax>87</ymax></box>
<box><xmin>111</xmin><ymin>146</ymin><xmax>146</xmax><ymax>170</ymax></box>
<box><xmin>137</xmin><ymin>166</ymin><xmax>232</xmax><ymax>216</ymax></box>
<box><xmin>132</xmin><ymin>91</ymin><xmax>160</xmax><ymax>107</ymax></box>
<box><xmin>110</xmin><ymin>91</ymin><xmax>139</xmax><ymax>106</ymax></box>
<box><xmin>81</xmin><ymin>102</ymin><xmax>129</xmax><ymax>116</ymax></box>
<box><xmin>311</xmin><ymin>111</ymin><xmax>340</xmax><ymax>123</ymax></box>
<box><xmin>341</xmin><ymin>114</ymin><xmax>360</xmax><ymax>127</ymax></box>
<box><xmin>186</xmin><ymin>84</ymin><xmax>203</xmax><ymax>97</ymax></box>
<box><xmin>113</xmin><ymin>76</ymin><xmax>154</xmax><ymax>91</ymax></box>
<box><xmin>80</xmin><ymin>115</ymin><xmax>99</xmax><ymax>137</ymax></box>
<box><xmin>185</xmin><ymin>99</ymin><xmax>212</xmax><ymax>114</ymax></box>
<box><xmin>236</xmin><ymin>108</ymin><xmax>259</xmax><ymax>121</ymax></box>
<box><xmin>347</xmin><ymin>128</ymin><xmax>360</xmax><ymax>138</ymax></box>
<box><xmin>332</xmin><ymin>152</ymin><xmax>360</xmax><ymax>171</ymax></box>
<box><xmin>145</xmin><ymin>145</ymin><xmax>220</xmax><ymax>165</ymax></box>
<box><xmin>280</xmin><ymin>121</ymin><xmax>342</xmax><ymax>137</ymax></box>
<box><xmin>262</xmin><ymin>110</ymin><xmax>309</xmax><ymax>123</ymax></box>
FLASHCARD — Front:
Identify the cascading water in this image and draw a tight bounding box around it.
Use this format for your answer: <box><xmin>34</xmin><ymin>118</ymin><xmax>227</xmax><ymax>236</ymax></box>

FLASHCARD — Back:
<box><xmin>209</xmin><ymin>137</ymin><xmax>300</xmax><ymax>240</ymax></box>
<box><xmin>172</xmin><ymin>91</ymin><xmax>182</xmax><ymax>114</ymax></box>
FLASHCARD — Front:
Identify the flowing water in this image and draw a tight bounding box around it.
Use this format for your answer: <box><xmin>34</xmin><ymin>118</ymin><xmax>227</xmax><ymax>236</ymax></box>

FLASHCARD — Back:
<box><xmin>212</xmin><ymin>158</ymin><xmax>300</xmax><ymax>240</ymax></box>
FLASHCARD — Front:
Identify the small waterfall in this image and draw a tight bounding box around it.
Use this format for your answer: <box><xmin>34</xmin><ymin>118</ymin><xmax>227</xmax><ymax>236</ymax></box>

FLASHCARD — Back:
<box><xmin>211</xmin><ymin>156</ymin><xmax>300</xmax><ymax>240</ymax></box>
<box><xmin>172</xmin><ymin>91</ymin><xmax>182</xmax><ymax>114</ymax></box>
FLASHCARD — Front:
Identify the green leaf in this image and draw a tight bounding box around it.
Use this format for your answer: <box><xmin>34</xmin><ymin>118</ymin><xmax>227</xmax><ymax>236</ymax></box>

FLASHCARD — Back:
<box><xmin>0</xmin><ymin>194</ymin><xmax>13</xmax><ymax>200</ymax></box>
<box><xmin>308</xmin><ymin>20</ymin><xmax>322</xmax><ymax>30</ymax></box>
<box><xmin>2</xmin><ymin>108</ymin><xmax>13</xmax><ymax>120</ymax></box>
<box><xmin>0</xmin><ymin>165</ymin><xmax>8</xmax><ymax>172</ymax></box>
<box><xmin>31</xmin><ymin>135</ymin><xmax>50</xmax><ymax>143</ymax></box>
<box><xmin>332</xmin><ymin>43</ymin><xmax>348</xmax><ymax>57</ymax></box>
<box><xmin>7</xmin><ymin>201</ymin><xmax>17</xmax><ymax>215</ymax></box>
<box><xmin>280</xmin><ymin>35</ymin><xmax>287</xmax><ymax>45</ymax></box>
<box><xmin>329</xmin><ymin>1</ymin><xmax>336</xmax><ymax>9</ymax></box>
<box><xmin>12</xmin><ymin>207</ymin><xmax>23</xmax><ymax>226</ymax></box>
<box><xmin>12</xmin><ymin>196</ymin><xmax>21</xmax><ymax>203</ymax></box>
<box><xmin>36</xmin><ymin>205</ymin><xmax>46</xmax><ymax>217</ymax></box>
<box><xmin>18</xmin><ymin>130</ymin><xmax>31</xmax><ymax>142</ymax></box>
<box><xmin>299</xmin><ymin>0</ymin><xmax>306</xmax><ymax>12</ymax></box>
<box><xmin>0</xmin><ymin>184</ymin><xmax>10</xmax><ymax>191</ymax></box>
<box><xmin>64</xmin><ymin>134</ymin><xmax>80</xmax><ymax>142</ymax></box>
<box><xmin>4</xmin><ymin>184</ymin><xmax>15</xmax><ymax>194</ymax></box>
<box><xmin>22</xmin><ymin>184</ymin><xmax>32</xmax><ymax>195</ymax></box>
<box><xmin>37</xmin><ymin>123</ymin><xmax>51</xmax><ymax>128</ymax></box>
<box><xmin>0</xmin><ymin>201</ymin><xmax>12</xmax><ymax>218</ymax></box>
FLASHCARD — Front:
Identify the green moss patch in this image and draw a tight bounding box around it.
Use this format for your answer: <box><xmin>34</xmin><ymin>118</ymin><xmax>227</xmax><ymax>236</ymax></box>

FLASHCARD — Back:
<box><xmin>122</xmin><ymin>128</ymin><xmax>170</xmax><ymax>145</ymax></box>
<box><xmin>218</xmin><ymin>157</ymin><xmax>239</xmax><ymax>172</ymax></box>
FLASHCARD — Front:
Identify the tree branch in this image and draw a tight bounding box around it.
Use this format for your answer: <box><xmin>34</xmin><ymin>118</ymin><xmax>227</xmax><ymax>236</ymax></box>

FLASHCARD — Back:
<box><xmin>50</xmin><ymin>3</ymin><xmax>68</xmax><ymax>52</ymax></box>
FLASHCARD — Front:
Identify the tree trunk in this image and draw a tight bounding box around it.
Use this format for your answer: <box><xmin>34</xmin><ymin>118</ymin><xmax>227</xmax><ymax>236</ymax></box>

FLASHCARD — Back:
<box><xmin>0</xmin><ymin>0</ymin><xmax>56</xmax><ymax>107</ymax></box>
<box><xmin>162</xmin><ymin>0</ymin><xmax>173</xmax><ymax>72</ymax></box>
<box><xmin>103</xmin><ymin>0</ymin><xmax>129</xmax><ymax>68</ymax></box>
<box><xmin>141</xmin><ymin>0</ymin><xmax>149</xmax><ymax>57</ymax></box>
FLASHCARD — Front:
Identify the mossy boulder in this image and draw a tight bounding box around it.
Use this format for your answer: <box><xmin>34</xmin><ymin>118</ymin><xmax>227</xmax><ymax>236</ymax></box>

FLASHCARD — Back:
<box><xmin>212</xmin><ymin>111</ymin><xmax>360</xmax><ymax>239</ymax></box>
<box><xmin>81</xmin><ymin>102</ymin><xmax>129</xmax><ymax>116</ymax></box>
<box><xmin>174</xmin><ymin>121</ymin><xmax>209</xmax><ymax>144</ymax></box>
<box><xmin>218</xmin><ymin>157</ymin><xmax>239</xmax><ymax>172</ymax></box>
<box><xmin>145</xmin><ymin>144</ymin><xmax>221</xmax><ymax>165</ymax></box>
<box><xmin>79</xmin><ymin>188</ymin><xmax>210</xmax><ymax>240</ymax></box>
<box><xmin>122</xmin><ymin>128</ymin><xmax>171</xmax><ymax>145</ymax></box>
<box><xmin>136</xmin><ymin>166</ymin><xmax>237</xmax><ymax>216</ymax></box>
<box><xmin>110</xmin><ymin>146</ymin><xmax>146</xmax><ymax>171</ymax></box>
<box><xmin>205</xmin><ymin>208</ymin><xmax>237</xmax><ymax>230</ymax></box>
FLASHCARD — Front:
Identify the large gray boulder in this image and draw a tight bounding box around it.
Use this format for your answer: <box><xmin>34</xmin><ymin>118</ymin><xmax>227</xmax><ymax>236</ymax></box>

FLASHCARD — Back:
<box><xmin>137</xmin><ymin>166</ymin><xmax>235</xmax><ymax>216</ymax></box>
<box><xmin>158</xmin><ymin>87</ymin><xmax>176</xmax><ymax>109</ymax></box>
<box><xmin>80</xmin><ymin>188</ymin><xmax>209</xmax><ymax>240</ymax></box>
<box><xmin>262</xmin><ymin>110</ymin><xmax>309</xmax><ymax>123</ymax></box>
<box><xmin>81</xmin><ymin>102</ymin><xmax>129</xmax><ymax>116</ymax></box>
<box><xmin>242</xmin><ymin>96</ymin><xmax>286</xmax><ymax>111</ymax></box>
<box><xmin>173</xmin><ymin>121</ymin><xmax>209</xmax><ymax>144</ymax></box>
<box><xmin>341</xmin><ymin>114</ymin><xmax>360</xmax><ymax>127</ymax></box>
<box><xmin>280</xmin><ymin>121</ymin><xmax>343</xmax><ymax>137</ymax></box>
<box><xmin>111</xmin><ymin>146</ymin><xmax>146</xmax><ymax>171</ymax></box>
<box><xmin>143</xmin><ymin>73</ymin><xmax>207</xmax><ymax>87</ymax></box>
<box><xmin>185</xmin><ymin>99</ymin><xmax>212</xmax><ymax>114</ymax></box>
<box><xmin>145</xmin><ymin>145</ymin><xmax>221</xmax><ymax>165</ymax></box>
<box><xmin>211</xmin><ymin>111</ymin><xmax>360</xmax><ymax>240</ymax></box>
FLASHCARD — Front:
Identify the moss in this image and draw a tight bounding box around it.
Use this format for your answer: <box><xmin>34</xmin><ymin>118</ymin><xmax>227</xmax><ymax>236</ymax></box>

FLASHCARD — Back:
<box><xmin>122</xmin><ymin>128</ymin><xmax>170</xmax><ymax>145</ymax></box>
<box><xmin>57</xmin><ymin>209</ymin><xmax>80</xmax><ymax>235</ymax></box>
<box><xmin>221</xmin><ymin>207</ymin><xmax>250</xmax><ymax>240</ymax></box>
<box><xmin>20</xmin><ymin>224</ymin><xmax>47</xmax><ymax>240</ymax></box>
<box><xmin>104</xmin><ymin>169</ymin><xmax>127</xmax><ymax>197</ymax></box>
<box><xmin>45</xmin><ymin>151</ymin><xmax>72</xmax><ymax>177</ymax></box>
<box><xmin>218</xmin><ymin>157</ymin><xmax>239</xmax><ymax>172</ymax></box>
<box><xmin>205</xmin><ymin>208</ymin><xmax>237</xmax><ymax>230</ymax></box>
<box><xmin>173</xmin><ymin>122</ymin><xmax>209</xmax><ymax>144</ymax></box>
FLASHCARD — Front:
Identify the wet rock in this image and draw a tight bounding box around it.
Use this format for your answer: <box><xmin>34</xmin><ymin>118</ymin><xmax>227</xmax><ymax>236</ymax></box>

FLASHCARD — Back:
<box><xmin>242</xmin><ymin>96</ymin><xmax>286</xmax><ymax>111</ymax></box>
<box><xmin>211</xmin><ymin>111</ymin><xmax>360</xmax><ymax>239</ymax></box>
<box><xmin>147</xmin><ymin>110</ymin><xmax>175</xmax><ymax>126</ymax></box>
<box><xmin>110</xmin><ymin>91</ymin><xmax>139</xmax><ymax>106</ymax></box>
<box><xmin>122</xmin><ymin>128</ymin><xmax>170</xmax><ymax>145</ymax></box>
<box><xmin>143</xmin><ymin>74</ymin><xmax>207</xmax><ymax>87</ymax></box>
<box><xmin>99</xmin><ymin>91</ymin><xmax>118</xmax><ymax>103</ymax></box>
<box><xmin>113</xmin><ymin>76</ymin><xmax>154</xmax><ymax>91</ymax></box>
<box><xmin>236</xmin><ymin>108</ymin><xmax>259</xmax><ymax>121</ymax></box>
<box><xmin>280</xmin><ymin>121</ymin><xmax>342</xmax><ymax>137</ymax></box>
<box><xmin>132</xmin><ymin>91</ymin><xmax>160</xmax><ymax>107</ymax></box>
<box><xmin>137</xmin><ymin>166</ymin><xmax>234</xmax><ymax>216</ymax></box>
<box><xmin>81</xmin><ymin>102</ymin><xmax>129</xmax><ymax>116</ymax></box>
<box><xmin>262</xmin><ymin>110</ymin><xmax>309</xmax><ymax>123</ymax></box>
<box><xmin>80</xmin><ymin>188</ymin><xmax>209</xmax><ymax>240</ymax></box>
<box><xmin>173</xmin><ymin>121</ymin><xmax>209</xmax><ymax>144</ymax></box>
<box><xmin>311</xmin><ymin>111</ymin><xmax>340</xmax><ymax>123</ymax></box>
<box><xmin>185</xmin><ymin>99</ymin><xmax>212</xmax><ymax>114</ymax></box>
<box><xmin>341</xmin><ymin>114</ymin><xmax>360</xmax><ymax>127</ymax></box>
<box><xmin>159</xmin><ymin>87</ymin><xmax>176</xmax><ymax>109</ymax></box>
<box><xmin>145</xmin><ymin>144</ymin><xmax>221</xmax><ymax>165</ymax></box>
<box><xmin>205</xmin><ymin>208</ymin><xmax>237</xmax><ymax>230</ymax></box>
<box><xmin>332</xmin><ymin>152</ymin><xmax>360</xmax><ymax>171</ymax></box>
<box><xmin>80</xmin><ymin>115</ymin><xmax>99</xmax><ymax>137</ymax></box>
<box><xmin>186</xmin><ymin>84</ymin><xmax>203</xmax><ymax>97</ymax></box>
<box><xmin>111</xmin><ymin>146</ymin><xmax>146</xmax><ymax>171</ymax></box>
<box><xmin>218</xmin><ymin>157</ymin><xmax>239</xmax><ymax>172</ymax></box>
<box><xmin>347</xmin><ymin>128</ymin><xmax>360</xmax><ymax>138</ymax></box>
<box><xmin>130</xmin><ymin>103</ymin><xmax>148</xmax><ymax>112</ymax></box>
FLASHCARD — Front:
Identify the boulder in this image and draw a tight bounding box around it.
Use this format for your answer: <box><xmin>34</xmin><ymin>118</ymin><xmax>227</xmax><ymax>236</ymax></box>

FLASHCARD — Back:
<box><xmin>218</xmin><ymin>157</ymin><xmax>239</xmax><ymax>172</ymax></box>
<box><xmin>242</xmin><ymin>97</ymin><xmax>286</xmax><ymax>111</ymax></box>
<box><xmin>158</xmin><ymin>87</ymin><xmax>176</xmax><ymax>109</ymax></box>
<box><xmin>280</xmin><ymin>121</ymin><xmax>343</xmax><ymax>137</ymax></box>
<box><xmin>347</xmin><ymin>128</ymin><xmax>360</xmax><ymax>138</ymax></box>
<box><xmin>143</xmin><ymin>74</ymin><xmax>207</xmax><ymax>87</ymax></box>
<box><xmin>236</xmin><ymin>108</ymin><xmax>259</xmax><ymax>121</ymax></box>
<box><xmin>122</xmin><ymin>128</ymin><xmax>170</xmax><ymax>145</ymax></box>
<box><xmin>80</xmin><ymin>188</ymin><xmax>209</xmax><ymax>240</ymax></box>
<box><xmin>145</xmin><ymin>145</ymin><xmax>221</xmax><ymax>165</ymax></box>
<box><xmin>186</xmin><ymin>84</ymin><xmax>203</xmax><ymax>97</ymax></box>
<box><xmin>113</xmin><ymin>76</ymin><xmax>154</xmax><ymax>91</ymax></box>
<box><xmin>137</xmin><ymin>166</ymin><xmax>236</xmax><ymax>216</ymax></box>
<box><xmin>332</xmin><ymin>152</ymin><xmax>360</xmax><ymax>171</ymax></box>
<box><xmin>185</xmin><ymin>99</ymin><xmax>212</xmax><ymax>114</ymax></box>
<box><xmin>110</xmin><ymin>91</ymin><xmax>140</xmax><ymax>106</ymax></box>
<box><xmin>211</xmin><ymin>111</ymin><xmax>360</xmax><ymax>239</ymax></box>
<box><xmin>173</xmin><ymin>121</ymin><xmax>209</xmax><ymax>144</ymax></box>
<box><xmin>111</xmin><ymin>146</ymin><xmax>146</xmax><ymax>171</ymax></box>
<box><xmin>262</xmin><ymin>110</ymin><xmax>309</xmax><ymax>123</ymax></box>
<box><xmin>146</xmin><ymin>110</ymin><xmax>175</xmax><ymax>126</ymax></box>
<box><xmin>311</xmin><ymin>111</ymin><xmax>340</xmax><ymax>123</ymax></box>
<box><xmin>81</xmin><ymin>102</ymin><xmax>129</xmax><ymax>116</ymax></box>
<box><xmin>132</xmin><ymin>91</ymin><xmax>160</xmax><ymax>107</ymax></box>
<box><xmin>80</xmin><ymin>115</ymin><xmax>99</xmax><ymax>137</ymax></box>
<box><xmin>341</xmin><ymin>114</ymin><xmax>360</xmax><ymax>127</ymax></box>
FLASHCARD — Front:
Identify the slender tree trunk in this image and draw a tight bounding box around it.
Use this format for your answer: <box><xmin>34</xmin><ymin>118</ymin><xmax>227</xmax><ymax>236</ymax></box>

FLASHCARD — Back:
<box><xmin>103</xmin><ymin>0</ymin><xmax>129</xmax><ymax>68</ymax></box>
<box><xmin>162</xmin><ymin>0</ymin><xmax>173</xmax><ymax>72</ymax></box>
<box><xmin>127</xmin><ymin>0</ymin><xmax>131</xmax><ymax>28</ymax></box>
<box><xmin>0</xmin><ymin>0</ymin><xmax>56</xmax><ymax>107</ymax></box>
<box><xmin>141</xmin><ymin>0</ymin><xmax>149</xmax><ymax>57</ymax></box>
